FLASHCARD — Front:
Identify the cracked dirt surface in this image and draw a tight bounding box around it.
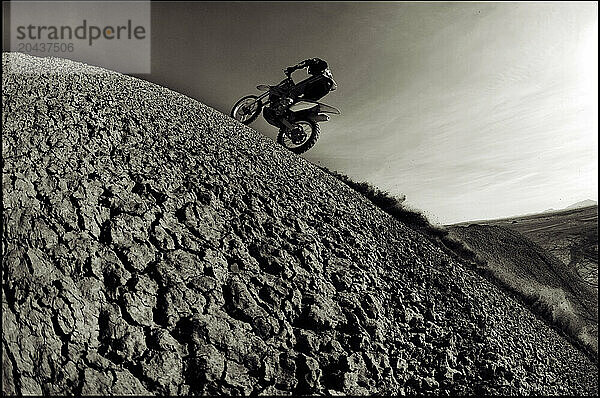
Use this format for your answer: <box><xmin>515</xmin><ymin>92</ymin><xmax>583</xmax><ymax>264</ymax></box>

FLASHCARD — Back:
<box><xmin>2</xmin><ymin>53</ymin><xmax>598</xmax><ymax>395</ymax></box>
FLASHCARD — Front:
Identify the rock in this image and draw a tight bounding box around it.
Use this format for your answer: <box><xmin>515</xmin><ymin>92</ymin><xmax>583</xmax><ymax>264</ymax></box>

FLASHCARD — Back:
<box><xmin>80</xmin><ymin>368</ymin><xmax>112</xmax><ymax>395</ymax></box>
<box><xmin>361</xmin><ymin>293</ymin><xmax>382</xmax><ymax>319</ymax></box>
<box><xmin>423</xmin><ymin>376</ymin><xmax>440</xmax><ymax>390</ymax></box>
<box><xmin>141</xmin><ymin>350</ymin><xmax>184</xmax><ymax>394</ymax></box>
<box><xmin>345</xmin><ymin>352</ymin><xmax>366</xmax><ymax>372</ymax></box>
<box><xmin>121</xmin><ymin>274</ymin><xmax>158</xmax><ymax>326</ymax></box>
<box><xmin>436</xmin><ymin>365</ymin><xmax>461</xmax><ymax>383</ymax></box>
<box><xmin>275</xmin><ymin>352</ymin><xmax>298</xmax><ymax>391</ymax></box>
<box><xmin>296</xmin><ymin>329</ymin><xmax>320</xmax><ymax>354</ymax></box>
<box><xmin>112</xmin><ymin>370</ymin><xmax>152</xmax><ymax>395</ymax></box>
<box><xmin>189</xmin><ymin>345</ymin><xmax>225</xmax><ymax>384</ymax></box>
<box><xmin>223</xmin><ymin>361</ymin><xmax>253</xmax><ymax>395</ymax></box>
<box><xmin>300</xmin><ymin>295</ymin><xmax>344</xmax><ymax>331</ymax></box>
<box><xmin>297</xmin><ymin>353</ymin><xmax>322</xmax><ymax>392</ymax></box>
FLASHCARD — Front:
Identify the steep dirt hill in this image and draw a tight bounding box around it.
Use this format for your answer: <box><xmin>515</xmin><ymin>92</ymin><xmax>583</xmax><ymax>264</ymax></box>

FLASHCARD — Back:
<box><xmin>2</xmin><ymin>53</ymin><xmax>598</xmax><ymax>396</ymax></box>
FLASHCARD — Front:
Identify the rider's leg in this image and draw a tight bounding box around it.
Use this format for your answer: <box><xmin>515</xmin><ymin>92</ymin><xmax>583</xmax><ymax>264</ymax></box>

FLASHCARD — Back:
<box><xmin>302</xmin><ymin>75</ymin><xmax>332</xmax><ymax>101</ymax></box>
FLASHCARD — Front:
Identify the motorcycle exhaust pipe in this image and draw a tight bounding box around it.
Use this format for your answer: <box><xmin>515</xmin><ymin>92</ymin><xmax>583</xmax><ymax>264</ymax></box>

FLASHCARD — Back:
<box><xmin>312</xmin><ymin>114</ymin><xmax>330</xmax><ymax>122</ymax></box>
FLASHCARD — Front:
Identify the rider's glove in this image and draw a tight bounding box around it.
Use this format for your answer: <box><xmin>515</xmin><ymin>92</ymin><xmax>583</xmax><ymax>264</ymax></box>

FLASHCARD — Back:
<box><xmin>284</xmin><ymin>67</ymin><xmax>295</xmax><ymax>76</ymax></box>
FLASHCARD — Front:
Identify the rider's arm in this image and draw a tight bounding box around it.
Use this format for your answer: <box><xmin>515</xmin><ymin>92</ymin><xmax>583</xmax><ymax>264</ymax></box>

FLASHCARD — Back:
<box><xmin>285</xmin><ymin>58</ymin><xmax>317</xmax><ymax>75</ymax></box>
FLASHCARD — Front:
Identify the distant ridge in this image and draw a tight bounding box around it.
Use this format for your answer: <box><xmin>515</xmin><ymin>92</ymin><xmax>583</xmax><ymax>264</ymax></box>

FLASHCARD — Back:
<box><xmin>565</xmin><ymin>200</ymin><xmax>598</xmax><ymax>210</ymax></box>
<box><xmin>543</xmin><ymin>200</ymin><xmax>597</xmax><ymax>214</ymax></box>
<box><xmin>459</xmin><ymin>200</ymin><xmax>598</xmax><ymax>224</ymax></box>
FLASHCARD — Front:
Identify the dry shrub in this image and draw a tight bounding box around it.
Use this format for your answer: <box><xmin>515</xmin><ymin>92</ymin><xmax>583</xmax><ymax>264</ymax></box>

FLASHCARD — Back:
<box><xmin>319</xmin><ymin>166</ymin><xmax>485</xmax><ymax>266</ymax></box>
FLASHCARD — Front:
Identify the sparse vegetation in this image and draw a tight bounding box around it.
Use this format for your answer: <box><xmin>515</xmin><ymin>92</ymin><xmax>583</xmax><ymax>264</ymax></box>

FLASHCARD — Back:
<box><xmin>319</xmin><ymin>166</ymin><xmax>486</xmax><ymax>266</ymax></box>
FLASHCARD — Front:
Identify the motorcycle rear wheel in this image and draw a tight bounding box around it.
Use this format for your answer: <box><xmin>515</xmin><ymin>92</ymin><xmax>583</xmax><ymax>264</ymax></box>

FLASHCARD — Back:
<box><xmin>231</xmin><ymin>95</ymin><xmax>262</xmax><ymax>125</ymax></box>
<box><xmin>277</xmin><ymin>119</ymin><xmax>320</xmax><ymax>154</ymax></box>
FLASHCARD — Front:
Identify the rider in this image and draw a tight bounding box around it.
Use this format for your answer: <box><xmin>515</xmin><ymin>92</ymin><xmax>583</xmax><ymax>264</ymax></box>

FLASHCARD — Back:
<box><xmin>284</xmin><ymin>57</ymin><xmax>337</xmax><ymax>101</ymax></box>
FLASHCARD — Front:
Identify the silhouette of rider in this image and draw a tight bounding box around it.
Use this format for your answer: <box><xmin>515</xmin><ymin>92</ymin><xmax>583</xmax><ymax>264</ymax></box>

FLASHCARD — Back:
<box><xmin>284</xmin><ymin>57</ymin><xmax>337</xmax><ymax>101</ymax></box>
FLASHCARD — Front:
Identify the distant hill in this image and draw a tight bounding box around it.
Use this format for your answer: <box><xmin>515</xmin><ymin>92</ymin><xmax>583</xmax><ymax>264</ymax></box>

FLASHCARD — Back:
<box><xmin>566</xmin><ymin>200</ymin><xmax>598</xmax><ymax>210</ymax></box>
<box><xmin>544</xmin><ymin>200</ymin><xmax>597</xmax><ymax>213</ymax></box>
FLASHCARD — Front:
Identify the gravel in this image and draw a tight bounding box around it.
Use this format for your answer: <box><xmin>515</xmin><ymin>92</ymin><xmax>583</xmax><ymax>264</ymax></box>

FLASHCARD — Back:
<box><xmin>2</xmin><ymin>52</ymin><xmax>598</xmax><ymax>395</ymax></box>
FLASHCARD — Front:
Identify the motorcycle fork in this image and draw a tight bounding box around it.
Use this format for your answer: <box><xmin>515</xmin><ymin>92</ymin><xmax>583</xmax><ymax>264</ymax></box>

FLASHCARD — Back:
<box><xmin>281</xmin><ymin>118</ymin><xmax>295</xmax><ymax>129</ymax></box>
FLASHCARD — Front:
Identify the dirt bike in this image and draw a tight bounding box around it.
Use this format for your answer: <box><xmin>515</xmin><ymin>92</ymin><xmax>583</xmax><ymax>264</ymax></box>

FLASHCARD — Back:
<box><xmin>231</xmin><ymin>69</ymin><xmax>340</xmax><ymax>154</ymax></box>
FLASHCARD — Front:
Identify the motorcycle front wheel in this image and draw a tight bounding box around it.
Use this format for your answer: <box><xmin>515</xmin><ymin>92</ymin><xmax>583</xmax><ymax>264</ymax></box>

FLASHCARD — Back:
<box><xmin>231</xmin><ymin>95</ymin><xmax>262</xmax><ymax>125</ymax></box>
<box><xmin>277</xmin><ymin>119</ymin><xmax>320</xmax><ymax>154</ymax></box>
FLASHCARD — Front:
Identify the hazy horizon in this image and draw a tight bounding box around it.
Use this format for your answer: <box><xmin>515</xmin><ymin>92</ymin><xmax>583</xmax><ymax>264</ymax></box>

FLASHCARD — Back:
<box><xmin>4</xmin><ymin>2</ymin><xmax>597</xmax><ymax>224</ymax></box>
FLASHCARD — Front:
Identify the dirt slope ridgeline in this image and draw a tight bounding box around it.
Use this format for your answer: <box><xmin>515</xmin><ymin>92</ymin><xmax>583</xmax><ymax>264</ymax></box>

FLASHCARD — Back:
<box><xmin>2</xmin><ymin>53</ymin><xmax>598</xmax><ymax>396</ymax></box>
<box><xmin>449</xmin><ymin>224</ymin><xmax>598</xmax><ymax>356</ymax></box>
<box><xmin>486</xmin><ymin>206</ymin><xmax>598</xmax><ymax>288</ymax></box>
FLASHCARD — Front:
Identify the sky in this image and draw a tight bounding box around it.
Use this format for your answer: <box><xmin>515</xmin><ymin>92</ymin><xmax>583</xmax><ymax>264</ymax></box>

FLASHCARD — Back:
<box><xmin>4</xmin><ymin>2</ymin><xmax>598</xmax><ymax>224</ymax></box>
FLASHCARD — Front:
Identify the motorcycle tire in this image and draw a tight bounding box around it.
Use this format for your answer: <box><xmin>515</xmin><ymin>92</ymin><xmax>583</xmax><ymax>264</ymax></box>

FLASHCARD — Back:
<box><xmin>231</xmin><ymin>95</ymin><xmax>262</xmax><ymax>125</ymax></box>
<box><xmin>277</xmin><ymin>119</ymin><xmax>320</xmax><ymax>154</ymax></box>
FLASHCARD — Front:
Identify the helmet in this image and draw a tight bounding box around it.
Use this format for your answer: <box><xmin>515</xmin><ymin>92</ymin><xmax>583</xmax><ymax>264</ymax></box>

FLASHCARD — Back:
<box><xmin>308</xmin><ymin>58</ymin><xmax>328</xmax><ymax>75</ymax></box>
